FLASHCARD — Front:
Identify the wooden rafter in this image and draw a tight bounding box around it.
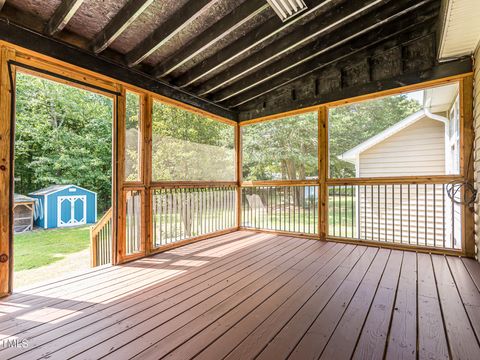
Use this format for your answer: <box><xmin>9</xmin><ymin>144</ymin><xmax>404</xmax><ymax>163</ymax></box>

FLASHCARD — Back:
<box><xmin>0</xmin><ymin>19</ymin><xmax>237</xmax><ymax>120</ymax></box>
<box><xmin>195</xmin><ymin>0</ymin><xmax>387</xmax><ymax>97</ymax></box>
<box><xmin>173</xmin><ymin>0</ymin><xmax>335</xmax><ymax>88</ymax></box>
<box><xmin>125</xmin><ymin>0</ymin><xmax>216</xmax><ymax>67</ymax></box>
<box><xmin>92</xmin><ymin>0</ymin><xmax>155</xmax><ymax>54</ymax></box>
<box><xmin>45</xmin><ymin>0</ymin><xmax>85</xmax><ymax>35</ymax></box>
<box><xmin>152</xmin><ymin>0</ymin><xmax>271</xmax><ymax>78</ymax></box>
<box><xmin>220</xmin><ymin>0</ymin><xmax>436</xmax><ymax>108</ymax></box>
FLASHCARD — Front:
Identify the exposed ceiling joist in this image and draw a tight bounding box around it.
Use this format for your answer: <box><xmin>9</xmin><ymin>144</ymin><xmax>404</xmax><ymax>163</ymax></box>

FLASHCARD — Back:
<box><xmin>92</xmin><ymin>0</ymin><xmax>155</xmax><ymax>54</ymax></box>
<box><xmin>195</xmin><ymin>0</ymin><xmax>387</xmax><ymax>97</ymax></box>
<box><xmin>173</xmin><ymin>0</ymin><xmax>334</xmax><ymax>88</ymax></box>
<box><xmin>152</xmin><ymin>0</ymin><xmax>271</xmax><ymax>79</ymax></box>
<box><xmin>0</xmin><ymin>18</ymin><xmax>237</xmax><ymax>120</ymax></box>
<box><xmin>224</xmin><ymin>1</ymin><xmax>437</xmax><ymax>108</ymax></box>
<box><xmin>125</xmin><ymin>0</ymin><xmax>216</xmax><ymax>67</ymax></box>
<box><xmin>217</xmin><ymin>0</ymin><xmax>434</xmax><ymax>107</ymax></box>
<box><xmin>45</xmin><ymin>0</ymin><xmax>85</xmax><ymax>36</ymax></box>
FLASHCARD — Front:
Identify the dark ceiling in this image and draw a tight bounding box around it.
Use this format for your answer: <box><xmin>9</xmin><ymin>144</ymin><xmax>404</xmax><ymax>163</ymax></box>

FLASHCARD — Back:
<box><xmin>0</xmin><ymin>0</ymin><xmax>472</xmax><ymax>121</ymax></box>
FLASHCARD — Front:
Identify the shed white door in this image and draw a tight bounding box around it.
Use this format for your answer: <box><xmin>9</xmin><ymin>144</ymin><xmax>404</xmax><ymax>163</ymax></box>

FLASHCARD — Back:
<box><xmin>57</xmin><ymin>195</ymin><xmax>87</xmax><ymax>227</ymax></box>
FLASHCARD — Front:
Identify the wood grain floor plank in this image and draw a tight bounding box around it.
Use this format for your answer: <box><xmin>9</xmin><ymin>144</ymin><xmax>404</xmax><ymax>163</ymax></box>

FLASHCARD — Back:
<box><xmin>156</xmin><ymin>243</ymin><xmax>353</xmax><ymax>360</ymax></box>
<box><xmin>432</xmin><ymin>255</ymin><xmax>480</xmax><ymax>359</ymax></box>
<box><xmin>352</xmin><ymin>250</ymin><xmax>403</xmax><ymax>360</ymax></box>
<box><xmin>385</xmin><ymin>250</ymin><xmax>417</xmax><ymax>360</ymax></box>
<box><xmin>1</xmin><ymin>232</ymin><xmax>480</xmax><ymax>360</ymax></box>
<box><xmin>287</xmin><ymin>247</ymin><xmax>379</xmax><ymax>360</ymax></box>
<box><xmin>319</xmin><ymin>249</ymin><xmax>391</xmax><ymax>360</ymax></box>
<box><xmin>417</xmin><ymin>253</ymin><xmax>449</xmax><ymax>360</ymax></box>
<box><xmin>27</xmin><ymin>237</ymin><xmax>314</xmax><ymax>359</ymax></box>
<box><xmin>446</xmin><ymin>256</ymin><xmax>480</xmax><ymax>350</ymax></box>
<box><xmin>1</xmin><ymin>234</ymin><xmax>295</xmax><ymax>359</ymax></box>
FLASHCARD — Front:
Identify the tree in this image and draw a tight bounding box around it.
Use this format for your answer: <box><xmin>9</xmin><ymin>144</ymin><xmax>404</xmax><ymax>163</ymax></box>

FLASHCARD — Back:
<box><xmin>329</xmin><ymin>94</ymin><xmax>421</xmax><ymax>178</ymax></box>
<box><xmin>15</xmin><ymin>72</ymin><xmax>113</xmax><ymax>213</ymax></box>
<box><xmin>151</xmin><ymin>101</ymin><xmax>235</xmax><ymax>181</ymax></box>
<box><xmin>242</xmin><ymin>112</ymin><xmax>318</xmax><ymax>181</ymax></box>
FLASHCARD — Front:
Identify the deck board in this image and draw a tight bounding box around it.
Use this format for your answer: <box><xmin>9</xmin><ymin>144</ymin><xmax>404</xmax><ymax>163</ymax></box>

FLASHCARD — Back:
<box><xmin>1</xmin><ymin>230</ymin><xmax>480</xmax><ymax>359</ymax></box>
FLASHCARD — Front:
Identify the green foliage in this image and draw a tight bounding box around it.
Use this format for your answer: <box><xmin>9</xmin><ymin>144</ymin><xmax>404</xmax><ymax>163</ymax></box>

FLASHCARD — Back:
<box><xmin>15</xmin><ymin>73</ymin><xmax>113</xmax><ymax>212</ymax></box>
<box><xmin>125</xmin><ymin>91</ymin><xmax>141</xmax><ymax>181</ymax></box>
<box><xmin>242</xmin><ymin>112</ymin><xmax>318</xmax><ymax>181</ymax></box>
<box><xmin>14</xmin><ymin>226</ymin><xmax>90</xmax><ymax>271</ymax></box>
<box><xmin>151</xmin><ymin>101</ymin><xmax>235</xmax><ymax>181</ymax></box>
<box><xmin>329</xmin><ymin>94</ymin><xmax>421</xmax><ymax>178</ymax></box>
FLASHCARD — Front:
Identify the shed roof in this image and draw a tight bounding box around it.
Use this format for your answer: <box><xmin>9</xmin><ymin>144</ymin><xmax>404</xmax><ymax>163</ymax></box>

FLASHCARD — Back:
<box><xmin>339</xmin><ymin>110</ymin><xmax>426</xmax><ymax>163</ymax></box>
<box><xmin>29</xmin><ymin>184</ymin><xmax>96</xmax><ymax>196</ymax></box>
<box><xmin>14</xmin><ymin>193</ymin><xmax>35</xmax><ymax>203</ymax></box>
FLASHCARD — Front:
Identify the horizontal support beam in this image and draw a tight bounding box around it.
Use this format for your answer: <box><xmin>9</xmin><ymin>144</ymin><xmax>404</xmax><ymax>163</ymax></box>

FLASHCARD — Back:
<box><xmin>152</xmin><ymin>0</ymin><xmax>270</xmax><ymax>78</ymax></box>
<box><xmin>92</xmin><ymin>0</ymin><xmax>155</xmax><ymax>54</ymax></box>
<box><xmin>220</xmin><ymin>0</ymin><xmax>435</xmax><ymax>107</ymax></box>
<box><xmin>45</xmin><ymin>0</ymin><xmax>85</xmax><ymax>35</ymax></box>
<box><xmin>125</xmin><ymin>0</ymin><xmax>216</xmax><ymax>67</ymax></box>
<box><xmin>0</xmin><ymin>19</ymin><xmax>237</xmax><ymax>120</ymax></box>
<box><xmin>173</xmin><ymin>0</ymin><xmax>334</xmax><ymax>88</ymax></box>
<box><xmin>196</xmin><ymin>0</ymin><xmax>386</xmax><ymax>97</ymax></box>
<box><xmin>238</xmin><ymin>58</ymin><xmax>472</xmax><ymax>121</ymax></box>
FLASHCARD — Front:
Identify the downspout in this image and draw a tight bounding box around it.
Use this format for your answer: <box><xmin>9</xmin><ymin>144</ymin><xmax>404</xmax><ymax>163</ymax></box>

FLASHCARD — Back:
<box><xmin>424</xmin><ymin>102</ymin><xmax>450</xmax><ymax>174</ymax></box>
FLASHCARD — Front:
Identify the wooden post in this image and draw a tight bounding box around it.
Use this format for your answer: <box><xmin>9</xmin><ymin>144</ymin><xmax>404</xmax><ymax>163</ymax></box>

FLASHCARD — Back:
<box><xmin>114</xmin><ymin>84</ymin><xmax>126</xmax><ymax>264</ymax></box>
<box><xmin>460</xmin><ymin>76</ymin><xmax>475</xmax><ymax>258</ymax></box>
<box><xmin>235</xmin><ymin>123</ymin><xmax>242</xmax><ymax>229</ymax></box>
<box><xmin>143</xmin><ymin>94</ymin><xmax>152</xmax><ymax>254</ymax></box>
<box><xmin>0</xmin><ymin>46</ymin><xmax>15</xmax><ymax>296</ymax></box>
<box><xmin>318</xmin><ymin>106</ymin><xmax>328</xmax><ymax>241</ymax></box>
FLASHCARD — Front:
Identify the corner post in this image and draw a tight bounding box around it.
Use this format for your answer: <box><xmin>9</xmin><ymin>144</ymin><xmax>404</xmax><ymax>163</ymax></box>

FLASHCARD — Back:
<box><xmin>0</xmin><ymin>45</ymin><xmax>15</xmax><ymax>296</ymax></box>
<box><xmin>460</xmin><ymin>76</ymin><xmax>475</xmax><ymax>257</ymax></box>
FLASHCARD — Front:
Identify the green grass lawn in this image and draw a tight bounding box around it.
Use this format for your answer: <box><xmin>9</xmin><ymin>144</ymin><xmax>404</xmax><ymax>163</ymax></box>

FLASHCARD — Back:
<box><xmin>14</xmin><ymin>226</ymin><xmax>90</xmax><ymax>271</ymax></box>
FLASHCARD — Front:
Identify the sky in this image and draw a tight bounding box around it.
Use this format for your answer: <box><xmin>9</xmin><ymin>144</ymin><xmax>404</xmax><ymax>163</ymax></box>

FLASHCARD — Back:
<box><xmin>405</xmin><ymin>89</ymin><xmax>424</xmax><ymax>106</ymax></box>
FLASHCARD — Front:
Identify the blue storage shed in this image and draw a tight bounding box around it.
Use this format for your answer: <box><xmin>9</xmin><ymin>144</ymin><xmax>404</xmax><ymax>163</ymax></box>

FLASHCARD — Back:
<box><xmin>29</xmin><ymin>185</ymin><xmax>97</xmax><ymax>229</ymax></box>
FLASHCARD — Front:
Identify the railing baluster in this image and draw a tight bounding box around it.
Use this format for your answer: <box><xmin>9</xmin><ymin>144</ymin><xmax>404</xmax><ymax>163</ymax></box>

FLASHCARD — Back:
<box><xmin>424</xmin><ymin>184</ymin><xmax>427</xmax><ymax>246</ymax></box>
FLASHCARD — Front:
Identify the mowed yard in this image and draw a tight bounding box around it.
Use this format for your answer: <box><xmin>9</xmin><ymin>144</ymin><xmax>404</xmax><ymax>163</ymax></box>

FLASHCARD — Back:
<box><xmin>14</xmin><ymin>226</ymin><xmax>91</xmax><ymax>288</ymax></box>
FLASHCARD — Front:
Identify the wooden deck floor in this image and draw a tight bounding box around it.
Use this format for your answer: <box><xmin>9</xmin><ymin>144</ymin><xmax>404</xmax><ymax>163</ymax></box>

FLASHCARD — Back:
<box><xmin>1</xmin><ymin>231</ymin><xmax>480</xmax><ymax>360</ymax></box>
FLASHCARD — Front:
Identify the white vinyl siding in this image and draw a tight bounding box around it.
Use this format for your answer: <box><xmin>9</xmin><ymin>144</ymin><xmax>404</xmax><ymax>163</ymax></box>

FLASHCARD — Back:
<box><xmin>359</xmin><ymin>117</ymin><xmax>446</xmax><ymax>177</ymax></box>
<box><xmin>356</xmin><ymin>117</ymin><xmax>460</xmax><ymax>248</ymax></box>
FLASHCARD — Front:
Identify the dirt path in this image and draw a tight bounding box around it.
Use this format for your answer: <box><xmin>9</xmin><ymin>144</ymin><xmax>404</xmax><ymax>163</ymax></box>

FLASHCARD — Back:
<box><xmin>14</xmin><ymin>248</ymin><xmax>91</xmax><ymax>289</ymax></box>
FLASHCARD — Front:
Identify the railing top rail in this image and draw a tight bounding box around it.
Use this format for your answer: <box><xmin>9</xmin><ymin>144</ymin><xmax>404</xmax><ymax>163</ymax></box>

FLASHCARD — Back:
<box><xmin>241</xmin><ymin>180</ymin><xmax>318</xmax><ymax>187</ymax></box>
<box><xmin>91</xmin><ymin>207</ymin><xmax>113</xmax><ymax>237</ymax></box>
<box><xmin>151</xmin><ymin>182</ymin><xmax>237</xmax><ymax>189</ymax></box>
<box><xmin>326</xmin><ymin>175</ymin><xmax>463</xmax><ymax>185</ymax></box>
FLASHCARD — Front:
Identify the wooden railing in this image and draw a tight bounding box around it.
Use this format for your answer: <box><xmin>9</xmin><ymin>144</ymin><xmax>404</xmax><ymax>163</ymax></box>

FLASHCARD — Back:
<box><xmin>241</xmin><ymin>185</ymin><xmax>319</xmax><ymax>235</ymax></box>
<box><xmin>328</xmin><ymin>181</ymin><xmax>462</xmax><ymax>251</ymax></box>
<box><xmin>151</xmin><ymin>186</ymin><xmax>237</xmax><ymax>248</ymax></box>
<box><xmin>90</xmin><ymin>207</ymin><xmax>113</xmax><ymax>267</ymax></box>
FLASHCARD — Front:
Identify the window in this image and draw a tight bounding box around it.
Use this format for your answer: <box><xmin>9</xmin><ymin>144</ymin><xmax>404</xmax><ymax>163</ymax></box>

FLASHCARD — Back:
<box><xmin>151</xmin><ymin>100</ymin><xmax>235</xmax><ymax>181</ymax></box>
<box><xmin>328</xmin><ymin>82</ymin><xmax>460</xmax><ymax>178</ymax></box>
<box><xmin>242</xmin><ymin>112</ymin><xmax>318</xmax><ymax>181</ymax></box>
<box><xmin>125</xmin><ymin>91</ymin><xmax>141</xmax><ymax>181</ymax></box>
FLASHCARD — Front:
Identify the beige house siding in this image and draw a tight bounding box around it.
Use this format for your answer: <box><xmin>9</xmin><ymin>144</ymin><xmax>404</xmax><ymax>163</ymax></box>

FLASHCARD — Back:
<box><xmin>356</xmin><ymin>117</ymin><xmax>460</xmax><ymax>248</ymax></box>
<box><xmin>474</xmin><ymin>43</ymin><xmax>480</xmax><ymax>260</ymax></box>
<box><xmin>359</xmin><ymin>117</ymin><xmax>446</xmax><ymax>177</ymax></box>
